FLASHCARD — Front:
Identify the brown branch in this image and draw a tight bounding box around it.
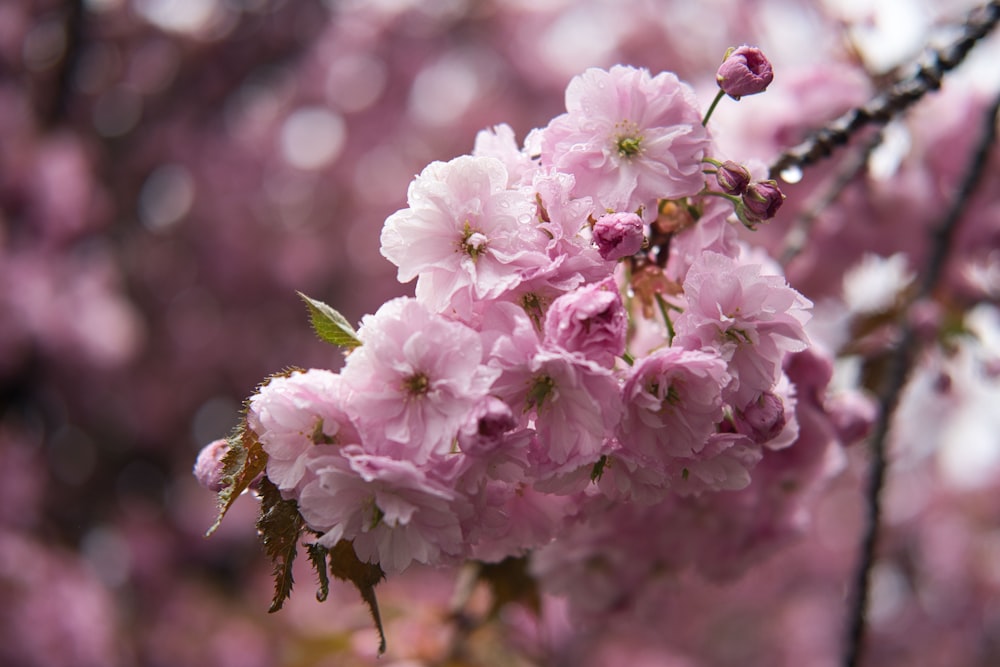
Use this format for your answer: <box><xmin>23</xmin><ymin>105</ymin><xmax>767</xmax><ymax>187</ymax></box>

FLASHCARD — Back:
<box><xmin>770</xmin><ymin>0</ymin><xmax>1000</xmax><ymax>180</ymax></box>
<box><xmin>843</xmin><ymin>90</ymin><xmax>1000</xmax><ymax>667</ymax></box>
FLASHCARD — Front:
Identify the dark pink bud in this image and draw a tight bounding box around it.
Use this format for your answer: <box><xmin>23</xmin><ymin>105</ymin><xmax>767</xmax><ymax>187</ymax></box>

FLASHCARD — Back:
<box><xmin>193</xmin><ymin>438</ymin><xmax>230</xmax><ymax>492</ymax></box>
<box><xmin>458</xmin><ymin>397</ymin><xmax>516</xmax><ymax>455</ymax></box>
<box><xmin>740</xmin><ymin>179</ymin><xmax>785</xmax><ymax>225</ymax></box>
<box><xmin>716</xmin><ymin>45</ymin><xmax>774</xmax><ymax>100</ymax></box>
<box><xmin>592</xmin><ymin>211</ymin><xmax>645</xmax><ymax>260</ymax></box>
<box><xmin>716</xmin><ymin>160</ymin><xmax>751</xmax><ymax>195</ymax></box>
<box><xmin>733</xmin><ymin>392</ymin><xmax>786</xmax><ymax>444</ymax></box>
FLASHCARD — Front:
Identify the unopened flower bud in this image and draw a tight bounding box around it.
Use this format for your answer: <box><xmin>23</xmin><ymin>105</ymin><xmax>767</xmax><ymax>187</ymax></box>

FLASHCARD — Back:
<box><xmin>193</xmin><ymin>438</ymin><xmax>230</xmax><ymax>492</ymax></box>
<box><xmin>458</xmin><ymin>396</ymin><xmax>517</xmax><ymax>455</ymax></box>
<box><xmin>592</xmin><ymin>211</ymin><xmax>645</xmax><ymax>261</ymax></box>
<box><xmin>733</xmin><ymin>392</ymin><xmax>786</xmax><ymax>444</ymax></box>
<box><xmin>716</xmin><ymin>45</ymin><xmax>774</xmax><ymax>100</ymax></box>
<box><xmin>544</xmin><ymin>277</ymin><xmax>627</xmax><ymax>367</ymax></box>
<box><xmin>740</xmin><ymin>179</ymin><xmax>785</xmax><ymax>225</ymax></box>
<box><xmin>716</xmin><ymin>160</ymin><xmax>751</xmax><ymax>195</ymax></box>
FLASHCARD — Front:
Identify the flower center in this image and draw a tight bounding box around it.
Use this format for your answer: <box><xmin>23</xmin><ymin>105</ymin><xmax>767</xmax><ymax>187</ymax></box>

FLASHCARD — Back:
<box><xmin>403</xmin><ymin>371</ymin><xmax>431</xmax><ymax>396</ymax></box>
<box><xmin>526</xmin><ymin>374</ymin><xmax>556</xmax><ymax>411</ymax></box>
<box><xmin>614</xmin><ymin>120</ymin><xmax>643</xmax><ymax>158</ymax></box>
<box><xmin>459</xmin><ymin>220</ymin><xmax>489</xmax><ymax>261</ymax></box>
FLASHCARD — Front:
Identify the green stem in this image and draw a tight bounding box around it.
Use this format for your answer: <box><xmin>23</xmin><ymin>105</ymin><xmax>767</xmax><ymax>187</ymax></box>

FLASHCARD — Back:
<box><xmin>654</xmin><ymin>293</ymin><xmax>676</xmax><ymax>345</ymax></box>
<box><xmin>702</xmin><ymin>89</ymin><xmax>726</xmax><ymax>126</ymax></box>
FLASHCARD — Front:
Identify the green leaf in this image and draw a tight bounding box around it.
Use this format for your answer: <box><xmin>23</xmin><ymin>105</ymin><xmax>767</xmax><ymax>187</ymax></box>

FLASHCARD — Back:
<box><xmin>307</xmin><ymin>543</ymin><xmax>331</xmax><ymax>603</ymax></box>
<box><xmin>205</xmin><ymin>424</ymin><xmax>267</xmax><ymax>537</ymax></box>
<box><xmin>298</xmin><ymin>292</ymin><xmax>362</xmax><ymax>349</ymax></box>
<box><xmin>328</xmin><ymin>539</ymin><xmax>387</xmax><ymax>655</ymax></box>
<box><xmin>256</xmin><ymin>477</ymin><xmax>306</xmax><ymax>613</ymax></box>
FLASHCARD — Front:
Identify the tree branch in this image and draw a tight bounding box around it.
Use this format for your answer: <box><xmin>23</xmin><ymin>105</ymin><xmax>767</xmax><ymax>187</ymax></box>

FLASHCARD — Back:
<box><xmin>843</xmin><ymin>90</ymin><xmax>1000</xmax><ymax>667</ymax></box>
<box><xmin>770</xmin><ymin>0</ymin><xmax>1000</xmax><ymax>180</ymax></box>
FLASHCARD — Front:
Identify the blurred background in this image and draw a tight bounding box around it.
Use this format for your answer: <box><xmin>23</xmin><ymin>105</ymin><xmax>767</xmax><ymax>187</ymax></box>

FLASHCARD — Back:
<box><xmin>1</xmin><ymin>0</ymin><xmax>998</xmax><ymax>665</ymax></box>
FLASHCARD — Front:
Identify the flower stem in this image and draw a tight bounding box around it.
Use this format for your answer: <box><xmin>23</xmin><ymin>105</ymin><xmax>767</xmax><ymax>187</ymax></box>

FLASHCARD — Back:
<box><xmin>702</xmin><ymin>90</ymin><xmax>726</xmax><ymax>126</ymax></box>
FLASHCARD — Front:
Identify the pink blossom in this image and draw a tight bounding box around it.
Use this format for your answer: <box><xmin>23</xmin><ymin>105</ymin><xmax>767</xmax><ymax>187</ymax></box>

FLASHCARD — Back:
<box><xmin>491</xmin><ymin>346</ymin><xmax>621</xmax><ymax>477</ymax></box>
<box><xmin>472</xmin><ymin>123</ymin><xmax>537</xmax><ymax>186</ymax></box>
<box><xmin>379</xmin><ymin>155</ymin><xmax>551</xmax><ymax>318</ymax></box>
<box><xmin>667</xmin><ymin>432</ymin><xmax>763</xmax><ymax>493</ymax></box>
<box><xmin>675</xmin><ymin>251</ymin><xmax>811</xmax><ymax>406</ymax></box>
<box><xmin>619</xmin><ymin>346</ymin><xmax>730</xmax><ymax>464</ymax></box>
<box><xmin>456</xmin><ymin>396</ymin><xmax>518</xmax><ymax>456</ymax></box>
<box><xmin>299</xmin><ymin>447</ymin><xmax>466</xmax><ymax>574</ymax></box>
<box><xmin>592</xmin><ymin>211</ymin><xmax>645</xmax><ymax>260</ymax></box>
<box><xmin>193</xmin><ymin>439</ymin><xmax>229</xmax><ymax>492</ymax></box>
<box><xmin>341</xmin><ymin>297</ymin><xmax>499</xmax><ymax>463</ymax></box>
<box><xmin>539</xmin><ymin>65</ymin><xmax>710</xmax><ymax>215</ymax></box>
<box><xmin>464</xmin><ymin>481</ymin><xmax>573</xmax><ymax>562</ymax></box>
<box><xmin>731</xmin><ymin>392</ymin><xmax>787</xmax><ymax>444</ymax></box>
<box><xmin>543</xmin><ymin>277</ymin><xmax>627</xmax><ymax>367</ymax></box>
<box><xmin>246</xmin><ymin>369</ymin><xmax>359</xmax><ymax>492</ymax></box>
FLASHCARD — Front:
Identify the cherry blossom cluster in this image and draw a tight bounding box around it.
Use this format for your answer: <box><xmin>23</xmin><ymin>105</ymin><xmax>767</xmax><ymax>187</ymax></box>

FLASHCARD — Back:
<box><xmin>191</xmin><ymin>54</ymin><xmax>880</xmax><ymax>628</ymax></box>
<box><xmin>219</xmin><ymin>56</ymin><xmax>847</xmax><ymax>581</ymax></box>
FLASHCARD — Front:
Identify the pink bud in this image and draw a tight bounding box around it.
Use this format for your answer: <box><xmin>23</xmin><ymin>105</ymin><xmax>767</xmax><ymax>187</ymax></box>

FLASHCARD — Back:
<box><xmin>716</xmin><ymin>160</ymin><xmax>751</xmax><ymax>195</ymax></box>
<box><xmin>458</xmin><ymin>396</ymin><xmax>517</xmax><ymax>455</ymax></box>
<box><xmin>716</xmin><ymin>45</ymin><xmax>774</xmax><ymax>100</ymax></box>
<box><xmin>592</xmin><ymin>212</ymin><xmax>645</xmax><ymax>261</ymax></box>
<box><xmin>543</xmin><ymin>277</ymin><xmax>627</xmax><ymax>367</ymax></box>
<box><xmin>193</xmin><ymin>438</ymin><xmax>230</xmax><ymax>492</ymax></box>
<box><xmin>733</xmin><ymin>392</ymin><xmax>786</xmax><ymax>444</ymax></box>
<box><xmin>740</xmin><ymin>179</ymin><xmax>785</xmax><ymax>225</ymax></box>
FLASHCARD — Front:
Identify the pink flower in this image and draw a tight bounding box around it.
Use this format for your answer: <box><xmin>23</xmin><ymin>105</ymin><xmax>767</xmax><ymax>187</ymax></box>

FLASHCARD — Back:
<box><xmin>592</xmin><ymin>212</ymin><xmax>645</xmax><ymax>260</ymax></box>
<box><xmin>668</xmin><ymin>432</ymin><xmax>763</xmax><ymax>493</ymax></box>
<box><xmin>193</xmin><ymin>439</ymin><xmax>229</xmax><ymax>492</ymax></box>
<box><xmin>619</xmin><ymin>347</ymin><xmax>730</xmax><ymax>463</ymax></box>
<box><xmin>341</xmin><ymin>297</ymin><xmax>499</xmax><ymax>463</ymax></box>
<box><xmin>456</xmin><ymin>396</ymin><xmax>518</xmax><ymax>456</ymax></box>
<box><xmin>490</xmin><ymin>345</ymin><xmax>621</xmax><ymax>478</ymax></box>
<box><xmin>675</xmin><ymin>252</ymin><xmax>811</xmax><ymax>406</ymax></box>
<box><xmin>731</xmin><ymin>391</ymin><xmax>787</xmax><ymax>444</ymax></box>
<box><xmin>246</xmin><ymin>369</ymin><xmax>359</xmax><ymax>492</ymax></box>
<box><xmin>299</xmin><ymin>447</ymin><xmax>466</xmax><ymax>574</ymax></box>
<box><xmin>539</xmin><ymin>65</ymin><xmax>710</xmax><ymax>215</ymax></box>
<box><xmin>716</xmin><ymin>45</ymin><xmax>774</xmax><ymax>100</ymax></box>
<box><xmin>379</xmin><ymin>155</ymin><xmax>551</xmax><ymax>318</ymax></box>
<box><xmin>543</xmin><ymin>277</ymin><xmax>627</xmax><ymax>367</ymax></box>
<box><xmin>472</xmin><ymin>123</ymin><xmax>537</xmax><ymax>186</ymax></box>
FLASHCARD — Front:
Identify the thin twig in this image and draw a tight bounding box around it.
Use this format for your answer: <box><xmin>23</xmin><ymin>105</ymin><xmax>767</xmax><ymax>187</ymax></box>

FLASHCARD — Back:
<box><xmin>843</xmin><ymin>91</ymin><xmax>1000</xmax><ymax>667</ymax></box>
<box><xmin>770</xmin><ymin>0</ymin><xmax>1000</xmax><ymax>180</ymax></box>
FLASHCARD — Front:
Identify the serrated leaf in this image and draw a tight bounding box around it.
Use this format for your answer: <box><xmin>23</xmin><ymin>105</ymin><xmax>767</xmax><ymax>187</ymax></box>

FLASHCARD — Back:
<box><xmin>328</xmin><ymin>539</ymin><xmax>387</xmax><ymax>655</ymax></box>
<box><xmin>206</xmin><ymin>424</ymin><xmax>267</xmax><ymax>537</ymax></box>
<box><xmin>298</xmin><ymin>292</ymin><xmax>362</xmax><ymax>349</ymax></box>
<box><xmin>256</xmin><ymin>477</ymin><xmax>305</xmax><ymax>613</ymax></box>
<box><xmin>307</xmin><ymin>543</ymin><xmax>330</xmax><ymax>603</ymax></box>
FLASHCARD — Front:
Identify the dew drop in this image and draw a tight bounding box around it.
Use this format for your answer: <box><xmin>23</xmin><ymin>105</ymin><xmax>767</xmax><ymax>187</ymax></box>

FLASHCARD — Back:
<box><xmin>779</xmin><ymin>165</ymin><xmax>803</xmax><ymax>184</ymax></box>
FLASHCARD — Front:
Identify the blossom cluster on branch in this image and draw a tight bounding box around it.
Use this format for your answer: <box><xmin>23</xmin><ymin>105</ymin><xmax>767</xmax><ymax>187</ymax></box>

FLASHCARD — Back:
<box><xmin>199</xmin><ymin>54</ymin><xmax>875</xmax><ymax>645</ymax></box>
